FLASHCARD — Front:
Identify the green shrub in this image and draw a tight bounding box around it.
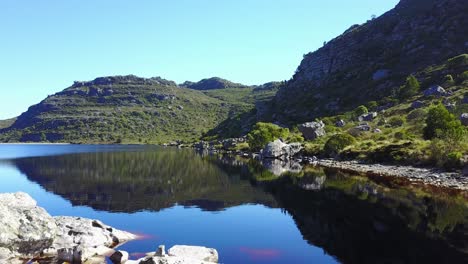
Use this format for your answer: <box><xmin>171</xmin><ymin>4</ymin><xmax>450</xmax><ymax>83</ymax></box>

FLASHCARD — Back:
<box><xmin>353</xmin><ymin>105</ymin><xmax>368</xmax><ymax>118</ymax></box>
<box><xmin>389</xmin><ymin>116</ymin><xmax>405</xmax><ymax>127</ymax></box>
<box><xmin>424</xmin><ymin>104</ymin><xmax>464</xmax><ymax>140</ymax></box>
<box><xmin>286</xmin><ymin>133</ymin><xmax>304</xmax><ymax>143</ymax></box>
<box><xmin>247</xmin><ymin>122</ymin><xmax>289</xmax><ymax>151</ymax></box>
<box><xmin>324</xmin><ymin>134</ymin><xmax>356</xmax><ymax>156</ymax></box>
<box><xmin>398</xmin><ymin>75</ymin><xmax>420</xmax><ymax>100</ymax></box>
<box><xmin>367</xmin><ymin>101</ymin><xmax>378</xmax><ymax>111</ymax></box>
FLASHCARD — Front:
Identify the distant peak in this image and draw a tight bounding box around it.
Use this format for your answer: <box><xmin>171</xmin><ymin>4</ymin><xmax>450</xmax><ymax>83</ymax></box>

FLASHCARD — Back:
<box><xmin>180</xmin><ymin>77</ymin><xmax>250</xmax><ymax>90</ymax></box>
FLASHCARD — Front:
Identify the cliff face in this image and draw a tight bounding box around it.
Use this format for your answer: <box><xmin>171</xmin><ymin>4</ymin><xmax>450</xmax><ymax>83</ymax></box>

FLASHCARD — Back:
<box><xmin>273</xmin><ymin>0</ymin><xmax>468</xmax><ymax>123</ymax></box>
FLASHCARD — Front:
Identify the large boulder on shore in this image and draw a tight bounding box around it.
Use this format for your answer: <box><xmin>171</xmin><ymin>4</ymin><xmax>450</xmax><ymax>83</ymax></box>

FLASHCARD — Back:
<box><xmin>262</xmin><ymin>139</ymin><xmax>302</xmax><ymax>160</ymax></box>
<box><xmin>0</xmin><ymin>192</ymin><xmax>57</xmax><ymax>259</ymax></box>
<box><xmin>0</xmin><ymin>192</ymin><xmax>136</xmax><ymax>263</ymax></box>
<box><xmin>298</xmin><ymin>121</ymin><xmax>326</xmax><ymax>140</ymax></box>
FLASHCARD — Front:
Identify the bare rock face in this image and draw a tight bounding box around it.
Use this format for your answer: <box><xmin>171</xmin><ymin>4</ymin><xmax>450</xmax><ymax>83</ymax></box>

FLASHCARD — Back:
<box><xmin>0</xmin><ymin>192</ymin><xmax>136</xmax><ymax>263</ymax></box>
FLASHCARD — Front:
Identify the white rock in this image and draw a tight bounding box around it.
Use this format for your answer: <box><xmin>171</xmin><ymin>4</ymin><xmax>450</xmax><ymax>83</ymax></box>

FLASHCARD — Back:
<box><xmin>0</xmin><ymin>192</ymin><xmax>58</xmax><ymax>258</ymax></box>
<box><xmin>168</xmin><ymin>245</ymin><xmax>218</xmax><ymax>263</ymax></box>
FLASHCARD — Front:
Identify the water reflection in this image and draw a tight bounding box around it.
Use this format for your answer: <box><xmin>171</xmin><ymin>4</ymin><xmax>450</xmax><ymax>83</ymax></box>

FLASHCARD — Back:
<box><xmin>4</xmin><ymin>148</ymin><xmax>468</xmax><ymax>264</ymax></box>
<box><xmin>11</xmin><ymin>148</ymin><xmax>276</xmax><ymax>212</ymax></box>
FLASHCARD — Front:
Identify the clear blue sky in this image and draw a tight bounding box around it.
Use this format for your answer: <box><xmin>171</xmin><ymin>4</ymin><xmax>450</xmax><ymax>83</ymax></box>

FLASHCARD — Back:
<box><xmin>0</xmin><ymin>0</ymin><xmax>399</xmax><ymax>119</ymax></box>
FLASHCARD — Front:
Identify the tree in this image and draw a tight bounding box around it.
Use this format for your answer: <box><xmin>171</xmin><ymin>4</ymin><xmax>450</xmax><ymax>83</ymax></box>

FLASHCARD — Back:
<box><xmin>424</xmin><ymin>103</ymin><xmax>464</xmax><ymax>140</ymax></box>
<box><xmin>247</xmin><ymin>122</ymin><xmax>289</xmax><ymax>151</ymax></box>
<box><xmin>398</xmin><ymin>75</ymin><xmax>420</xmax><ymax>100</ymax></box>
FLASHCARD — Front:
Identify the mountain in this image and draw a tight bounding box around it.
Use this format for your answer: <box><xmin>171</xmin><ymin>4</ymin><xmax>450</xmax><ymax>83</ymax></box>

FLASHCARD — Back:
<box><xmin>270</xmin><ymin>0</ymin><xmax>468</xmax><ymax>123</ymax></box>
<box><xmin>181</xmin><ymin>77</ymin><xmax>250</xmax><ymax>90</ymax></box>
<box><xmin>0</xmin><ymin>75</ymin><xmax>279</xmax><ymax>143</ymax></box>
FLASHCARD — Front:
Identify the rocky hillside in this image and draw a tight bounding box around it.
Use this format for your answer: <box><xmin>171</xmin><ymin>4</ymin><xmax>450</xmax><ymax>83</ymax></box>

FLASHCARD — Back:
<box><xmin>0</xmin><ymin>75</ymin><xmax>275</xmax><ymax>143</ymax></box>
<box><xmin>271</xmin><ymin>0</ymin><xmax>468</xmax><ymax>123</ymax></box>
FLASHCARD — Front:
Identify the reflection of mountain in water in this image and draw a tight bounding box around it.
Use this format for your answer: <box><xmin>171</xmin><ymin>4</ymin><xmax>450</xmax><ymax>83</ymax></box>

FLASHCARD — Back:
<box><xmin>10</xmin><ymin>149</ymin><xmax>468</xmax><ymax>263</ymax></box>
<box><xmin>260</xmin><ymin>168</ymin><xmax>468</xmax><ymax>264</ymax></box>
<box><xmin>12</xmin><ymin>148</ymin><xmax>276</xmax><ymax>212</ymax></box>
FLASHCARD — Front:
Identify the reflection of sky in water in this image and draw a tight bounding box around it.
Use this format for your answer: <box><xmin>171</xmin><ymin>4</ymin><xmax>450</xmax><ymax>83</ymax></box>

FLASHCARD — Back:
<box><xmin>0</xmin><ymin>145</ymin><xmax>338</xmax><ymax>264</ymax></box>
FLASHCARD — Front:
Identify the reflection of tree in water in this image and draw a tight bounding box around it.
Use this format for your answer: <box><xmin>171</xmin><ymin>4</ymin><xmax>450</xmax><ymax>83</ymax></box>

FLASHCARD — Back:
<box><xmin>257</xmin><ymin>167</ymin><xmax>468</xmax><ymax>264</ymax></box>
<box><xmin>11</xmin><ymin>149</ymin><xmax>468</xmax><ymax>263</ymax></box>
<box><xmin>12</xmin><ymin>148</ymin><xmax>276</xmax><ymax>212</ymax></box>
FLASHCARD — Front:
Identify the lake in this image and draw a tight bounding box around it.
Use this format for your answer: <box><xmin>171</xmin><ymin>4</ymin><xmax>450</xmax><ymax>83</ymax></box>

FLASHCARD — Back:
<box><xmin>0</xmin><ymin>144</ymin><xmax>466</xmax><ymax>264</ymax></box>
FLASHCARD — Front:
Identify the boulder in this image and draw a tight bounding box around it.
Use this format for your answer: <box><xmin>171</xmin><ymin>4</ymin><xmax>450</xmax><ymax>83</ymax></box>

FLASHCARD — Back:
<box><xmin>335</xmin><ymin>119</ymin><xmax>346</xmax><ymax>127</ymax></box>
<box><xmin>168</xmin><ymin>245</ymin><xmax>218</xmax><ymax>263</ymax></box>
<box><xmin>0</xmin><ymin>192</ymin><xmax>136</xmax><ymax>263</ymax></box>
<box><xmin>262</xmin><ymin>140</ymin><xmax>302</xmax><ymax>160</ymax></box>
<box><xmin>358</xmin><ymin>112</ymin><xmax>378</xmax><ymax>122</ymax></box>
<box><xmin>127</xmin><ymin>245</ymin><xmax>219</xmax><ymax>264</ymax></box>
<box><xmin>411</xmin><ymin>101</ymin><xmax>424</xmax><ymax>109</ymax></box>
<box><xmin>52</xmin><ymin>217</ymin><xmax>136</xmax><ymax>252</ymax></box>
<box><xmin>0</xmin><ymin>192</ymin><xmax>57</xmax><ymax>258</ymax></box>
<box><xmin>444</xmin><ymin>101</ymin><xmax>456</xmax><ymax>110</ymax></box>
<box><xmin>423</xmin><ymin>85</ymin><xmax>447</xmax><ymax>97</ymax></box>
<box><xmin>298</xmin><ymin>121</ymin><xmax>326</xmax><ymax>140</ymax></box>
<box><xmin>460</xmin><ymin>113</ymin><xmax>468</xmax><ymax>126</ymax></box>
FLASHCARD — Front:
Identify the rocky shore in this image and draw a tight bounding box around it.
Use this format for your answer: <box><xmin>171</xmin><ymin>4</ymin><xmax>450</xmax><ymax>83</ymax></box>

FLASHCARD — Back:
<box><xmin>316</xmin><ymin>159</ymin><xmax>468</xmax><ymax>191</ymax></box>
<box><xmin>192</xmin><ymin>138</ymin><xmax>468</xmax><ymax>191</ymax></box>
<box><xmin>0</xmin><ymin>192</ymin><xmax>219</xmax><ymax>264</ymax></box>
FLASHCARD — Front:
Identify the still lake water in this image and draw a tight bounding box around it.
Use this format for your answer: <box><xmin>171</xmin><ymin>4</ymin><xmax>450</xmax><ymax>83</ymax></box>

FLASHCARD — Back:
<box><xmin>0</xmin><ymin>144</ymin><xmax>467</xmax><ymax>264</ymax></box>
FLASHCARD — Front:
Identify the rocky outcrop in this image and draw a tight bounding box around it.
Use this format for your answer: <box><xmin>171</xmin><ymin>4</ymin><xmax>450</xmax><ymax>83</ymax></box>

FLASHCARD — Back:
<box><xmin>358</xmin><ymin>112</ymin><xmax>378</xmax><ymax>122</ymax></box>
<box><xmin>261</xmin><ymin>139</ymin><xmax>303</xmax><ymax>160</ymax></box>
<box><xmin>423</xmin><ymin>85</ymin><xmax>448</xmax><ymax>97</ymax></box>
<box><xmin>0</xmin><ymin>192</ymin><xmax>136</xmax><ymax>263</ymax></box>
<box><xmin>298</xmin><ymin>121</ymin><xmax>326</xmax><ymax>140</ymax></box>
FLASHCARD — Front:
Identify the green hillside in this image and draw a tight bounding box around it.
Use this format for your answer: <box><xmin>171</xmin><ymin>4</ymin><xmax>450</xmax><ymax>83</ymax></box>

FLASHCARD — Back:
<box><xmin>0</xmin><ymin>75</ymin><xmax>275</xmax><ymax>143</ymax></box>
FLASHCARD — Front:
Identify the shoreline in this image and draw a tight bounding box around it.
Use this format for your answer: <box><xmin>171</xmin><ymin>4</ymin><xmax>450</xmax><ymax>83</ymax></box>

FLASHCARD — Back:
<box><xmin>315</xmin><ymin>159</ymin><xmax>468</xmax><ymax>191</ymax></box>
